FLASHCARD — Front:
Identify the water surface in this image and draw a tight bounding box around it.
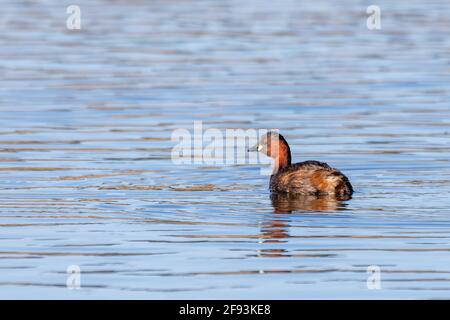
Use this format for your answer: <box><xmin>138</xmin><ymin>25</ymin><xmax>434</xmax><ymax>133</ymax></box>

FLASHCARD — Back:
<box><xmin>0</xmin><ymin>0</ymin><xmax>449</xmax><ymax>299</ymax></box>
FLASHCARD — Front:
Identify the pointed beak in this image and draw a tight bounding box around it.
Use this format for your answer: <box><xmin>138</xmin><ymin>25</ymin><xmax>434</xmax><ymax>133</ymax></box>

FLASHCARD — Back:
<box><xmin>248</xmin><ymin>144</ymin><xmax>261</xmax><ymax>152</ymax></box>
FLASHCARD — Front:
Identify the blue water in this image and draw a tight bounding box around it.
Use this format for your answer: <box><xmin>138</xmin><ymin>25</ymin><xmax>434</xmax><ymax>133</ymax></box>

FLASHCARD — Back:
<box><xmin>0</xmin><ymin>0</ymin><xmax>449</xmax><ymax>299</ymax></box>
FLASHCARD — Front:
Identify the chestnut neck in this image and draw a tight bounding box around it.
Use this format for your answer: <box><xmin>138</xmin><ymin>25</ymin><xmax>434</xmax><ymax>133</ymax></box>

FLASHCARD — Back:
<box><xmin>273</xmin><ymin>137</ymin><xmax>292</xmax><ymax>174</ymax></box>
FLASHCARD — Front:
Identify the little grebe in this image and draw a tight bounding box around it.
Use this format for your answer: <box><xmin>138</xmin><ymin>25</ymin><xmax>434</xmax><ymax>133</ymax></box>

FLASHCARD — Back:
<box><xmin>249</xmin><ymin>132</ymin><xmax>353</xmax><ymax>197</ymax></box>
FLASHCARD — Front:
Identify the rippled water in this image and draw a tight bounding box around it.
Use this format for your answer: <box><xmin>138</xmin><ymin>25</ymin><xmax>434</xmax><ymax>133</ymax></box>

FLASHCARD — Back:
<box><xmin>0</xmin><ymin>0</ymin><xmax>449</xmax><ymax>299</ymax></box>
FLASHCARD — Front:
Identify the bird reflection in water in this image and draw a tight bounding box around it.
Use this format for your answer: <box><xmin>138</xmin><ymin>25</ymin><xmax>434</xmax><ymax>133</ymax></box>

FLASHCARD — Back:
<box><xmin>270</xmin><ymin>193</ymin><xmax>351</xmax><ymax>214</ymax></box>
<box><xmin>257</xmin><ymin>193</ymin><xmax>351</xmax><ymax>258</ymax></box>
<box><xmin>258</xmin><ymin>218</ymin><xmax>290</xmax><ymax>257</ymax></box>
